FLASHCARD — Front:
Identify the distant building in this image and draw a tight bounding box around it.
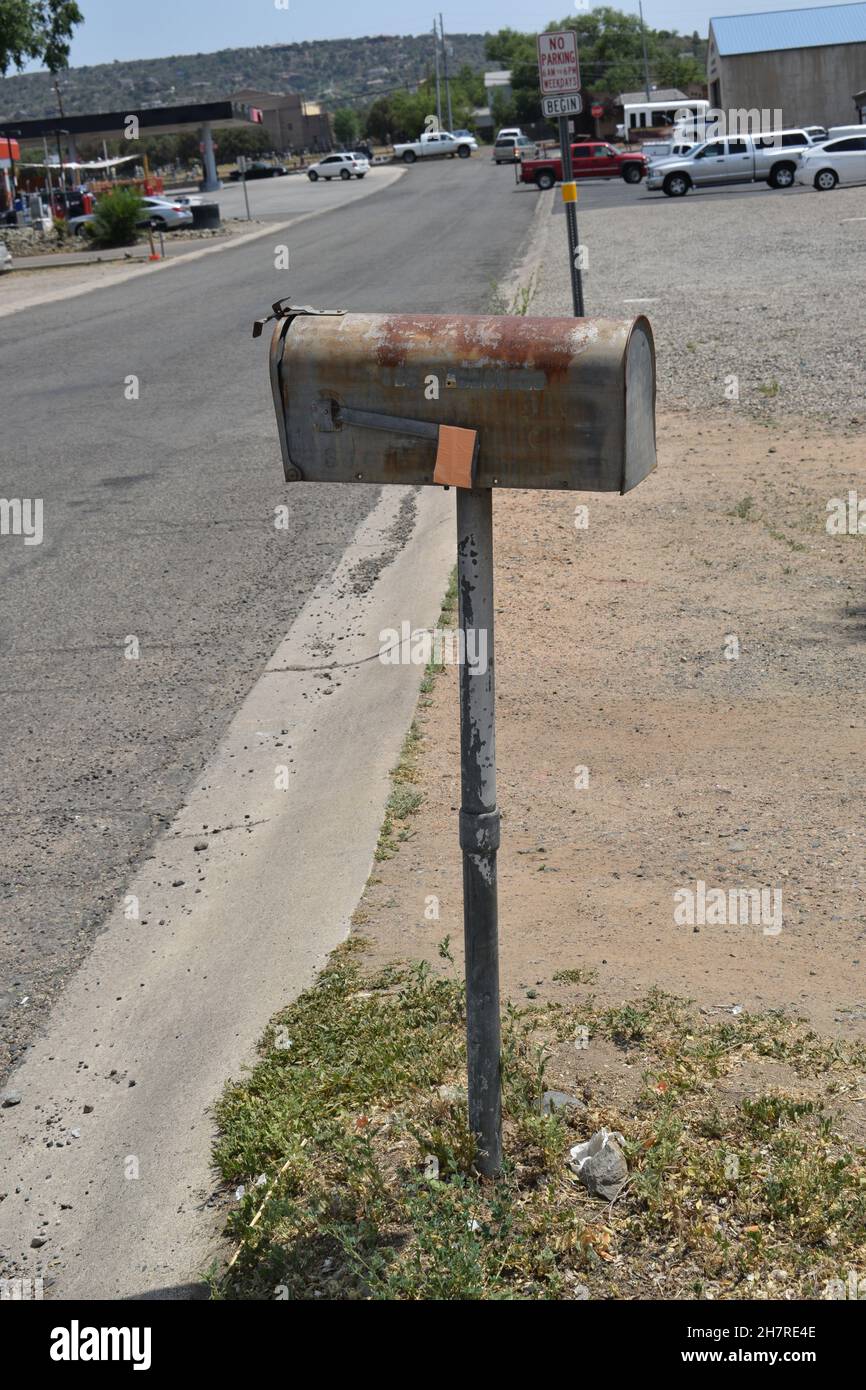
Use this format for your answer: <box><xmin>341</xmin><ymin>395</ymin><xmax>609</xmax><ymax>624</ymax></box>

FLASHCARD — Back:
<box><xmin>616</xmin><ymin>87</ymin><xmax>690</xmax><ymax>108</ymax></box>
<box><xmin>484</xmin><ymin>70</ymin><xmax>513</xmax><ymax>103</ymax></box>
<box><xmin>474</xmin><ymin>71</ymin><xmax>513</xmax><ymax>135</ymax></box>
<box><xmin>708</xmin><ymin>2</ymin><xmax>866</xmax><ymax>128</ymax></box>
<box><xmin>232</xmin><ymin>88</ymin><xmax>333</xmax><ymax>153</ymax></box>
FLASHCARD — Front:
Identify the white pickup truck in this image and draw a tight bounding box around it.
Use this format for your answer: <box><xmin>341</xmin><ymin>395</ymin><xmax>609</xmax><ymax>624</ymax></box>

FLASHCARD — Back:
<box><xmin>393</xmin><ymin>131</ymin><xmax>475</xmax><ymax>163</ymax></box>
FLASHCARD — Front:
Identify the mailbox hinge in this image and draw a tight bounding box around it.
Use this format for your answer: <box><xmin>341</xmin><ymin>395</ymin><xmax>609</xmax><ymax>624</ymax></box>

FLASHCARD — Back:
<box><xmin>252</xmin><ymin>298</ymin><xmax>346</xmax><ymax>338</ymax></box>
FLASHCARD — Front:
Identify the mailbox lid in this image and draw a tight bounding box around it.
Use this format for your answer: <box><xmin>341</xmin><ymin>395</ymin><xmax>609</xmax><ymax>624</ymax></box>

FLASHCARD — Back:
<box><xmin>272</xmin><ymin>312</ymin><xmax>656</xmax><ymax>492</ymax></box>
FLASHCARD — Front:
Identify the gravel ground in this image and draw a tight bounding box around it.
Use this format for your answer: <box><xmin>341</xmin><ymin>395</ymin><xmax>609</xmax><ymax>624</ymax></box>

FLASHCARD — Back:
<box><xmin>530</xmin><ymin>182</ymin><xmax>866</xmax><ymax>426</ymax></box>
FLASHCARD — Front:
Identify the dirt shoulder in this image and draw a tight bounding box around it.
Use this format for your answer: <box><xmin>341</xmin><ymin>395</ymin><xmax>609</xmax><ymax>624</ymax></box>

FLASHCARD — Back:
<box><xmin>352</xmin><ymin>407</ymin><xmax>866</xmax><ymax>1044</ymax></box>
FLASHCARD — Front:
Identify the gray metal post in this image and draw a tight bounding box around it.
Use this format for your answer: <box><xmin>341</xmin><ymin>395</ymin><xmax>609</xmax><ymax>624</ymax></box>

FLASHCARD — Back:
<box><xmin>456</xmin><ymin>486</ymin><xmax>502</xmax><ymax>1177</ymax></box>
<box><xmin>433</xmin><ymin>19</ymin><xmax>443</xmax><ymax>130</ymax></box>
<box><xmin>559</xmin><ymin>115</ymin><xmax>585</xmax><ymax>317</ymax></box>
<box><xmin>200</xmin><ymin>122</ymin><xmax>222</xmax><ymax>193</ymax></box>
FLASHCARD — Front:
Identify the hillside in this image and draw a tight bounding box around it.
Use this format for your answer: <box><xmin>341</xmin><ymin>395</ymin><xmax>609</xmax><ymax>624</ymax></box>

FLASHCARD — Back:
<box><xmin>0</xmin><ymin>33</ymin><xmax>489</xmax><ymax>120</ymax></box>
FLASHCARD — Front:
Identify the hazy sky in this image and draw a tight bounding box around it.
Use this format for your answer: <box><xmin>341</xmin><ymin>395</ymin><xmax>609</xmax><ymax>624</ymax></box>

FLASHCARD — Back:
<box><xmin>34</xmin><ymin>0</ymin><xmax>844</xmax><ymax>68</ymax></box>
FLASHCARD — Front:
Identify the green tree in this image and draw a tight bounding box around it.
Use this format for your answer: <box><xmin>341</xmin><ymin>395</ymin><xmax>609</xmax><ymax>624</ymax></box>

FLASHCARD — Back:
<box><xmin>333</xmin><ymin>107</ymin><xmax>359</xmax><ymax>146</ymax></box>
<box><xmin>485</xmin><ymin>8</ymin><xmax>708</xmax><ymax>124</ymax></box>
<box><xmin>364</xmin><ymin>96</ymin><xmax>395</xmax><ymax>144</ymax></box>
<box><xmin>0</xmin><ymin>0</ymin><xmax>83</xmax><ymax>76</ymax></box>
<box><xmin>87</xmin><ymin>186</ymin><xmax>144</xmax><ymax>248</ymax></box>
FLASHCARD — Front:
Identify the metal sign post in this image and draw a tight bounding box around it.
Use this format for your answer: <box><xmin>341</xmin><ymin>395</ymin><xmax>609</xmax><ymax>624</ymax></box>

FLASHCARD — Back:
<box><xmin>559</xmin><ymin>117</ymin><xmax>585</xmax><ymax>318</ymax></box>
<box><xmin>456</xmin><ymin>487</ymin><xmax>502</xmax><ymax>1176</ymax></box>
<box><xmin>538</xmin><ymin>31</ymin><xmax>585</xmax><ymax>318</ymax></box>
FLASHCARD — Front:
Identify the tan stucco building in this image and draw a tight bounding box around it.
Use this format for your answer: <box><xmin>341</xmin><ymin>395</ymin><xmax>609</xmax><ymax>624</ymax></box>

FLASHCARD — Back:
<box><xmin>233</xmin><ymin>89</ymin><xmax>333</xmax><ymax>153</ymax></box>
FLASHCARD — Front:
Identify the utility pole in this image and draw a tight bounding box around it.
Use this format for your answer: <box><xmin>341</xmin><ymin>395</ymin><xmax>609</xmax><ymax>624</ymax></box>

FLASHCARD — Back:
<box><xmin>638</xmin><ymin>1</ymin><xmax>652</xmax><ymax>101</ymax></box>
<box><xmin>55</xmin><ymin>129</ymin><xmax>67</xmax><ymax>195</ymax></box>
<box><xmin>43</xmin><ymin>135</ymin><xmax>54</xmax><ymax>209</ymax></box>
<box><xmin>433</xmin><ymin>18</ymin><xmax>442</xmax><ymax>129</ymax></box>
<box><xmin>53</xmin><ymin>76</ymin><xmax>66</xmax><ymax>118</ymax></box>
<box><xmin>440</xmin><ymin>14</ymin><xmax>454</xmax><ymax>131</ymax></box>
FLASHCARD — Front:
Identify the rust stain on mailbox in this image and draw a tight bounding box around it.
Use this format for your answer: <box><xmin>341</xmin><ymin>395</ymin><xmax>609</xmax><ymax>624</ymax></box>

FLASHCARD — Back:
<box><xmin>269</xmin><ymin>310</ymin><xmax>656</xmax><ymax>492</ymax></box>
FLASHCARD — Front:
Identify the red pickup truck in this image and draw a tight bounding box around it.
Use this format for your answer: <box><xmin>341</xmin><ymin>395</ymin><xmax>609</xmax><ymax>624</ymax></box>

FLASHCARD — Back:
<box><xmin>520</xmin><ymin>141</ymin><xmax>647</xmax><ymax>190</ymax></box>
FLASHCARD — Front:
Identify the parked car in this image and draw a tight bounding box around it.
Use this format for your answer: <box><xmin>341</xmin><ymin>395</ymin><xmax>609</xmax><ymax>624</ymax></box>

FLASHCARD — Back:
<box><xmin>228</xmin><ymin>163</ymin><xmax>287</xmax><ymax>181</ymax></box>
<box><xmin>827</xmin><ymin>125</ymin><xmax>866</xmax><ymax>140</ymax></box>
<box><xmin>496</xmin><ymin>127</ymin><xmax>524</xmax><ymax>141</ymax></box>
<box><xmin>646</xmin><ymin>128</ymin><xmax>819</xmax><ymax>196</ymax></box>
<box><xmin>519</xmin><ymin>141</ymin><xmax>647</xmax><ymax>189</ymax></box>
<box><xmin>392</xmin><ymin>131</ymin><xmax>475</xmax><ymax>162</ymax></box>
<box><xmin>803</xmin><ymin>125</ymin><xmax>828</xmax><ymax>142</ymax></box>
<box><xmin>67</xmin><ymin>197</ymin><xmax>194</xmax><ymax>236</ymax></box>
<box><xmin>0</xmin><ymin>240</ymin><xmax>12</xmax><ymax>273</ymax></box>
<box><xmin>306</xmin><ymin>152</ymin><xmax>370</xmax><ymax>180</ymax></box>
<box><xmin>796</xmin><ymin>133</ymin><xmax>866</xmax><ymax>189</ymax></box>
<box><xmin>493</xmin><ymin>135</ymin><xmax>538</xmax><ymax>164</ymax></box>
<box><xmin>452</xmin><ymin>129</ymin><xmax>476</xmax><ymax>141</ymax></box>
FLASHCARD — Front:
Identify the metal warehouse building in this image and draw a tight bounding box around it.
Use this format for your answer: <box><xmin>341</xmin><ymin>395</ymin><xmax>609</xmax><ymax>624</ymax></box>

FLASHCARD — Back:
<box><xmin>707</xmin><ymin>2</ymin><xmax>866</xmax><ymax>128</ymax></box>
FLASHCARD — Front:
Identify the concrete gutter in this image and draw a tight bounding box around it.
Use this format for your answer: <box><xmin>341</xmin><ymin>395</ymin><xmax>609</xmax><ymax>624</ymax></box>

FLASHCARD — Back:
<box><xmin>0</xmin><ymin>481</ymin><xmax>454</xmax><ymax>1299</ymax></box>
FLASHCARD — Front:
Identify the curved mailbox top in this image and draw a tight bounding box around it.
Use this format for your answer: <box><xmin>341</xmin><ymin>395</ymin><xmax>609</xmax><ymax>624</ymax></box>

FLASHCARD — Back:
<box><xmin>269</xmin><ymin>310</ymin><xmax>656</xmax><ymax>493</ymax></box>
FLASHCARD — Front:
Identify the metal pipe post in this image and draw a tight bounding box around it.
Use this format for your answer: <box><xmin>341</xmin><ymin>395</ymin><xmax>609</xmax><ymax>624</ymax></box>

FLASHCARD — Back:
<box><xmin>456</xmin><ymin>486</ymin><xmax>502</xmax><ymax>1177</ymax></box>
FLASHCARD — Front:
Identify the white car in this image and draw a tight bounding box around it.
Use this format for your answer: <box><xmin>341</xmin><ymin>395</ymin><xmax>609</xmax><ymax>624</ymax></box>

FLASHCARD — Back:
<box><xmin>0</xmin><ymin>240</ymin><xmax>12</xmax><ymax>273</ymax></box>
<box><xmin>307</xmin><ymin>152</ymin><xmax>369</xmax><ymax>181</ymax></box>
<box><xmin>496</xmin><ymin>127</ymin><xmax>524</xmax><ymax>141</ymax></box>
<box><xmin>797</xmin><ymin>133</ymin><xmax>866</xmax><ymax>190</ymax></box>
<box><xmin>493</xmin><ymin>135</ymin><xmax>537</xmax><ymax>163</ymax></box>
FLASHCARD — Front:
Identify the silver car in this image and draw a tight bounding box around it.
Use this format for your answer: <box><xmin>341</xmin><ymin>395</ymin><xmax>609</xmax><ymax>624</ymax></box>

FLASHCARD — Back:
<box><xmin>493</xmin><ymin>135</ymin><xmax>538</xmax><ymax>164</ymax></box>
<box><xmin>68</xmin><ymin>197</ymin><xmax>193</xmax><ymax>236</ymax></box>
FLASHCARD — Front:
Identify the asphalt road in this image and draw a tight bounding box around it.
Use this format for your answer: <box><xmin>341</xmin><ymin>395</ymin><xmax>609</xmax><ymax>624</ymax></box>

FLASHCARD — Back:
<box><xmin>0</xmin><ymin>155</ymin><xmax>537</xmax><ymax>1077</ymax></box>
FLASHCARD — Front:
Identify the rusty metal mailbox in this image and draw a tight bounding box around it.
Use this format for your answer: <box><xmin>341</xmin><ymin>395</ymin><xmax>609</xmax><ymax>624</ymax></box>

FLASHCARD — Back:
<box><xmin>268</xmin><ymin>307</ymin><xmax>656</xmax><ymax>493</ymax></box>
<box><xmin>258</xmin><ymin>296</ymin><xmax>658</xmax><ymax>1178</ymax></box>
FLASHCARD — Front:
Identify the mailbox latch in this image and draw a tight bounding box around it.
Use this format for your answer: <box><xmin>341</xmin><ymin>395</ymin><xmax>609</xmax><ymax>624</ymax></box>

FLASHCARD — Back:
<box><xmin>252</xmin><ymin>299</ymin><xmax>346</xmax><ymax>339</ymax></box>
